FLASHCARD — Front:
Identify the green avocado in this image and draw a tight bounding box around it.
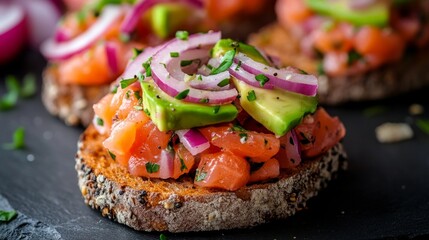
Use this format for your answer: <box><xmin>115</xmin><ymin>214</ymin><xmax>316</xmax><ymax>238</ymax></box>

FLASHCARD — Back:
<box><xmin>232</xmin><ymin>77</ymin><xmax>317</xmax><ymax>136</ymax></box>
<box><xmin>151</xmin><ymin>4</ymin><xmax>192</xmax><ymax>39</ymax></box>
<box><xmin>305</xmin><ymin>0</ymin><xmax>389</xmax><ymax>27</ymax></box>
<box><xmin>141</xmin><ymin>81</ymin><xmax>238</xmax><ymax>131</ymax></box>
<box><xmin>211</xmin><ymin>39</ymin><xmax>269</xmax><ymax>65</ymax></box>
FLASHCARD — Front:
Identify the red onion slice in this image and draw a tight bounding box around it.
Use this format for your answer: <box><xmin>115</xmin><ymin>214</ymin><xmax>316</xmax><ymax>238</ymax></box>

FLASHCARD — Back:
<box><xmin>234</xmin><ymin>52</ymin><xmax>318</xmax><ymax>96</ymax></box>
<box><xmin>105</xmin><ymin>42</ymin><xmax>119</xmax><ymax>75</ymax></box>
<box><xmin>40</xmin><ymin>6</ymin><xmax>124</xmax><ymax>60</ymax></box>
<box><xmin>176</xmin><ymin>129</ymin><xmax>210</xmax><ymax>156</ymax></box>
<box><xmin>120</xmin><ymin>45</ymin><xmax>163</xmax><ymax>80</ymax></box>
<box><xmin>0</xmin><ymin>3</ymin><xmax>27</xmax><ymax>64</ymax></box>
<box><xmin>120</xmin><ymin>0</ymin><xmax>204</xmax><ymax>34</ymax></box>
<box><xmin>151</xmin><ymin>31</ymin><xmax>238</xmax><ymax>104</ymax></box>
<box><xmin>280</xmin><ymin>129</ymin><xmax>301</xmax><ymax>168</ymax></box>
<box><xmin>158</xmin><ymin>149</ymin><xmax>174</xmax><ymax>179</ymax></box>
<box><xmin>54</xmin><ymin>28</ymin><xmax>72</xmax><ymax>43</ymax></box>
<box><xmin>229</xmin><ymin>63</ymin><xmax>275</xmax><ymax>89</ymax></box>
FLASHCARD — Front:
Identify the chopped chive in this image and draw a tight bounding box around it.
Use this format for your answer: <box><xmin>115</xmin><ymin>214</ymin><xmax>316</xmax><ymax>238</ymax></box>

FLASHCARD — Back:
<box><xmin>217</xmin><ymin>78</ymin><xmax>230</xmax><ymax>87</ymax></box>
<box><xmin>96</xmin><ymin>117</ymin><xmax>104</xmax><ymax>126</ymax></box>
<box><xmin>3</xmin><ymin>127</ymin><xmax>25</xmax><ymax>150</ymax></box>
<box><xmin>213</xmin><ymin>105</ymin><xmax>220</xmax><ymax>114</ymax></box>
<box><xmin>145</xmin><ymin>162</ymin><xmax>160</xmax><ymax>173</ymax></box>
<box><xmin>416</xmin><ymin>118</ymin><xmax>429</xmax><ymax>135</ymax></box>
<box><xmin>175</xmin><ymin>89</ymin><xmax>190</xmax><ymax>100</ymax></box>
<box><xmin>180</xmin><ymin>60</ymin><xmax>193</xmax><ymax>67</ymax></box>
<box><xmin>317</xmin><ymin>62</ymin><xmax>325</xmax><ymax>75</ymax></box>
<box><xmin>347</xmin><ymin>50</ymin><xmax>363</xmax><ymax>65</ymax></box>
<box><xmin>247</xmin><ymin>90</ymin><xmax>256</xmax><ymax>101</ymax></box>
<box><xmin>175</xmin><ymin>30</ymin><xmax>189</xmax><ymax>40</ymax></box>
<box><xmin>132</xmin><ymin>48</ymin><xmax>144</xmax><ymax>60</ymax></box>
<box><xmin>170</xmin><ymin>52</ymin><xmax>179</xmax><ymax>58</ymax></box>
<box><xmin>210</xmin><ymin>49</ymin><xmax>236</xmax><ymax>75</ymax></box>
<box><xmin>21</xmin><ymin>74</ymin><xmax>37</xmax><ymax>98</ymax></box>
<box><xmin>195</xmin><ymin>169</ymin><xmax>206</xmax><ymax>182</ymax></box>
<box><xmin>199</xmin><ymin>98</ymin><xmax>209</xmax><ymax>103</ymax></box>
<box><xmin>108</xmin><ymin>150</ymin><xmax>116</xmax><ymax>160</ymax></box>
<box><xmin>255</xmin><ymin>74</ymin><xmax>269</xmax><ymax>87</ymax></box>
<box><xmin>134</xmin><ymin>91</ymin><xmax>141</xmax><ymax>100</ymax></box>
<box><xmin>235</xmin><ymin>61</ymin><xmax>242</xmax><ymax>71</ymax></box>
<box><xmin>197</xmin><ymin>75</ymin><xmax>203</xmax><ymax>81</ymax></box>
<box><xmin>0</xmin><ymin>210</ymin><xmax>17</xmax><ymax>222</ymax></box>
<box><xmin>111</xmin><ymin>84</ymin><xmax>119</xmax><ymax>94</ymax></box>
<box><xmin>120</xmin><ymin>78</ymin><xmax>137</xmax><ymax>89</ymax></box>
<box><xmin>0</xmin><ymin>75</ymin><xmax>20</xmax><ymax>111</ymax></box>
<box><xmin>179</xmin><ymin>155</ymin><xmax>187</xmax><ymax>172</ymax></box>
<box><xmin>159</xmin><ymin>233</ymin><xmax>168</xmax><ymax>240</ymax></box>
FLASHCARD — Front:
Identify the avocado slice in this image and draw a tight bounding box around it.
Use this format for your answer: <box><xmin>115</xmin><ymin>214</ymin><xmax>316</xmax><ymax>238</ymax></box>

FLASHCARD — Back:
<box><xmin>212</xmin><ymin>39</ymin><xmax>269</xmax><ymax>65</ymax></box>
<box><xmin>141</xmin><ymin>81</ymin><xmax>238</xmax><ymax>131</ymax></box>
<box><xmin>232</xmin><ymin>77</ymin><xmax>317</xmax><ymax>136</ymax></box>
<box><xmin>150</xmin><ymin>4</ymin><xmax>192</xmax><ymax>39</ymax></box>
<box><xmin>305</xmin><ymin>0</ymin><xmax>389</xmax><ymax>27</ymax></box>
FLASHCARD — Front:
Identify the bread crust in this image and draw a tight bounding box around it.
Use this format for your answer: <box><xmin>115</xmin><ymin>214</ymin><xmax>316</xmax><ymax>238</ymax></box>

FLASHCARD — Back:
<box><xmin>248</xmin><ymin>24</ymin><xmax>429</xmax><ymax>105</ymax></box>
<box><xmin>42</xmin><ymin>66</ymin><xmax>110</xmax><ymax>126</ymax></box>
<box><xmin>75</xmin><ymin>125</ymin><xmax>347</xmax><ymax>232</ymax></box>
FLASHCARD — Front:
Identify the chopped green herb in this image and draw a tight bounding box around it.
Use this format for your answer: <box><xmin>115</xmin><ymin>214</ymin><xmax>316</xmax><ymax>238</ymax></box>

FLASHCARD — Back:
<box><xmin>317</xmin><ymin>62</ymin><xmax>325</xmax><ymax>75</ymax></box>
<box><xmin>175</xmin><ymin>89</ymin><xmax>190</xmax><ymax>100</ymax></box>
<box><xmin>239</xmin><ymin>132</ymin><xmax>248</xmax><ymax>143</ymax></box>
<box><xmin>197</xmin><ymin>75</ymin><xmax>203</xmax><ymax>81</ymax></box>
<box><xmin>217</xmin><ymin>79</ymin><xmax>230</xmax><ymax>87</ymax></box>
<box><xmin>195</xmin><ymin>170</ymin><xmax>207</xmax><ymax>182</ymax></box>
<box><xmin>119</xmin><ymin>33</ymin><xmax>130</xmax><ymax>43</ymax></box>
<box><xmin>206</xmin><ymin>64</ymin><xmax>213</xmax><ymax>70</ymax></box>
<box><xmin>75</xmin><ymin>10</ymin><xmax>86</xmax><ymax>25</ymax></box>
<box><xmin>145</xmin><ymin>162</ymin><xmax>160</xmax><ymax>173</ymax></box>
<box><xmin>108</xmin><ymin>150</ymin><xmax>116</xmax><ymax>160</ymax></box>
<box><xmin>134</xmin><ymin>91</ymin><xmax>141</xmax><ymax>100</ymax></box>
<box><xmin>3</xmin><ymin>127</ymin><xmax>25</xmax><ymax>150</ymax></box>
<box><xmin>120</xmin><ymin>78</ymin><xmax>137</xmax><ymax>89</ymax></box>
<box><xmin>235</xmin><ymin>61</ymin><xmax>242</xmax><ymax>71</ymax></box>
<box><xmin>347</xmin><ymin>50</ymin><xmax>363</xmax><ymax>65</ymax></box>
<box><xmin>96</xmin><ymin>117</ymin><xmax>104</xmax><ymax>126</ymax></box>
<box><xmin>125</xmin><ymin>90</ymin><xmax>131</xmax><ymax>99</ymax></box>
<box><xmin>132</xmin><ymin>48</ymin><xmax>144</xmax><ymax>60</ymax></box>
<box><xmin>0</xmin><ymin>75</ymin><xmax>20</xmax><ymax>111</ymax></box>
<box><xmin>416</xmin><ymin>118</ymin><xmax>429</xmax><ymax>135</ymax></box>
<box><xmin>255</xmin><ymin>74</ymin><xmax>269</xmax><ymax>87</ymax></box>
<box><xmin>0</xmin><ymin>210</ymin><xmax>17</xmax><ymax>222</ymax></box>
<box><xmin>176</xmin><ymin>30</ymin><xmax>189</xmax><ymax>40</ymax></box>
<box><xmin>322</xmin><ymin>20</ymin><xmax>335</xmax><ymax>31</ymax></box>
<box><xmin>299</xmin><ymin>69</ymin><xmax>308</xmax><ymax>75</ymax></box>
<box><xmin>160</xmin><ymin>233</ymin><xmax>168</xmax><ymax>240</ymax></box>
<box><xmin>230</xmin><ymin>123</ymin><xmax>246</xmax><ymax>132</ymax></box>
<box><xmin>199</xmin><ymin>98</ymin><xmax>209</xmax><ymax>103</ymax></box>
<box><xmin>247</xmin><ymin>90</ymin><xmax>257</xmax><ymax>101</ymax></box>
<box><xmin>137</xmin><ymin>72</ymin><xmax>145</xmax><ymax>82</ymax></box>
<box><xmin>363</xmin><ymin>105</ymin><xmax>387</xmax><ymax>117</ymax></box>
<box><xmin>143</xmin><ymin>57</ymin><xmax>152</xmax><ymax>77</ymax></box>
<box><xmin>213</xmin><ymin>105</ymin><xmax>220</xmax><ymax>114</ymax></box>
<box><xmin>179</xmin><ymin>155</ymin><xmax>187</xmax><ymax>172</ymax></box>
<box><xmin>21</xmin><ymin>74</ymin><xmax>37</xmax><ymax>98</ymax></box>
<box><xmin>144</xmin><ymin>108</ymin><xmax>151</xmax><ymax>116</ymax></box>
<box><xmin>210</xmin><ymin>49</ymin><xmax>236</xmax><ymax>75</ymax></box>
<box><xmin>111</xmin><ymin>84</ymin><xmax>119</xmax><ymax>94</ymax></box>
<box><xmin>170</xmin><ymin>52</ymin><xmax>179</xmax><ymax>58</ymax></box>
<box><xmin>180</xmin><ymin>60</ymin><xmax>193</xmax><ymax>67</ymax></box>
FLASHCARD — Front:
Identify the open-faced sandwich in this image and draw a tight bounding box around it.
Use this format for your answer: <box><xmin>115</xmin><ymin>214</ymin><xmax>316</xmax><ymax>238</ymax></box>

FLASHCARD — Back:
<box><xmin>40</xmin><ymin>0</ymin><xmax>274</xmax><ymax>126</ymax></box>
<box><xmin>75</xmin><ymin>31</ymin><xmax>347</xmax><ymax>232</ymax></box>
<box><xmin>249</xmin><ymin>0</ymin><xmax>429</xmax><ymax>104</ymax></box>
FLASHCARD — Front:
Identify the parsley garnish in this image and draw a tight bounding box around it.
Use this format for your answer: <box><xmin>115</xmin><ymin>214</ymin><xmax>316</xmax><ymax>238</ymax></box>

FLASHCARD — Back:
<box><xmin>145</xmin><ymin>162</ymin><xmax>160</xmax><ymax>173</ymax></box>
<box><xmin>416</xmin><ymin>119</ymin><xmax>429</xmax><ymax>135</ymax></box>
<box><xmin>119</xmin><ymin>33</ymin><xmax>130</xmax><ymax>43</ymax></box>
<box><xmin>108</xmin><ymin>150</ymin><xmax>116</xmax><ymax>160</ymax></box>
<box><xmin>96</xmin><ymin>117</ymin><xmax>104</xmax><ymax>126</ymax></box>
<box><xmin>143</xmin><ymin>58</ymin><xmax>152</xmax><ymax>77</ymax></box>
<box><xmin>0</xmin><ymin>75</ymin><xmax>20</xmax><ymax>111</ymax></box>
<box><xmin>176</xmin><ymin>30</ymin><xmax>189</xmax><ymax>40</ymax></box>
<box><xmin>210</xmin><ymin>49</ymin><xmax>236</xmax><ymax>75</ymax></box>
<box><xmin>199</xmin><ymin>98</ymin><xmax>209</xmax><ymax>103</ymax></box>
<box><xmin>134</xmin><ymin>91</ymin><xmax>141</xmax><ymax>100</ymax></box>
<box><xmin>0</xmin><ymin>210</ymin><xmax>17</xmax><ymax>222</ymax></box>
<box><xmin>195</xmin><ymin>169</ymin><xmax>207</xmax><ymax>182</ymax></box>
<box><xmin>179</xmin><ymin>155</ymin><xmax>187</xmax><ymax>172</ymax></box>
<box><xmin>197</xmin><ymin>75</ymin><xmax>203</xmax><ymax>81</ymax></box>
<box><xmin>170</xmin><ymin>52</ymin><xmax>179</xmax><ymax>58</ymax></box>
<box><xmin>347</xmin><ymin>50</ymin><xmax>363</xmax><ymax>65</ymax></box>
<box><xmin>255</xmin><ymin>74</ymin><xmax>269</xmax><ymax>87</ymax></box>
<box><xmin>3</xmin><ymin>127</ymin><xmax>25</xmax><ymax>150</ymax></box>
<box><xmin>111</xmin><ymin>84</ymin><xmax>119</xmax><ymax>94</ymax></box>
<box><xmin>21</xmin><ymin>74</ymin><xmax>37</xmax><ymax>98</ymax></box>
<box><xmin>120</xmin><ymin>78</ymin><xmax>137</xmax><ymax>89</ymax></box>
<box><xmin>180</xmin><ymin>60</ymin><xmax>193</xmax><ymax>67</ymax></box>
<box><xmin>217</xmin><ymin>79</ymin><xmax>230</xmax><ymax>87</ymax></box>
<box><xmin>175</xmin><ymin>89</ymin><xmax>190</xmax><ymax>100</ymax></box>
<box><xmin>317</xmin><ymin>62</ymin><xmax>325</xmax><ymax>75</ymax></box>
<box><xmin>160</xmin><ymin>233</ymin><xmax>168</xmax><ymax>240</ymax></box>
<box><xmin>247</xmin><ymin>90</ymin><xmax>257</xmax><ymax>101</ymax></box>
<box><xmin>235</xmin><ymin>61</ymin><xmax>242</xmax><ymax>71</ymax></box>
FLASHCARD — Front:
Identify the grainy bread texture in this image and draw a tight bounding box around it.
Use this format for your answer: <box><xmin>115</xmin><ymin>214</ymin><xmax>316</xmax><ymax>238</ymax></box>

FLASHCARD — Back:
<box><xmin>42</xmin><ymin>66</ymin><xmax>110</xmax><ymax>126</ymax></box>
<box><xmin>75</xmin><ymin>125</ymin><xmax>347</xmax><ymax>232</ymax></box>
<box><xmin>249</xmin><ymin>24</ymin><xmax>429</xmax><ymax>105</ymax></box>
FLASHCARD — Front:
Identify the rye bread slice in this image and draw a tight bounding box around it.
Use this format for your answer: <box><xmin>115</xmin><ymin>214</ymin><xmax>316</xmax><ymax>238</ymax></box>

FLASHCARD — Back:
<box><xmin>75</xmin><ymin>125</ymin><xmax>347</xmax><ymax>232</ymax></box>
<box><xmin>42</xmin><ymin>66</ymin><xmax>111</xmax><ymax>126</ymax></box>
<box><xmin>248</xmin><ymin>23</ymin><xmax>429</xmax><ymax>105</ymax></box>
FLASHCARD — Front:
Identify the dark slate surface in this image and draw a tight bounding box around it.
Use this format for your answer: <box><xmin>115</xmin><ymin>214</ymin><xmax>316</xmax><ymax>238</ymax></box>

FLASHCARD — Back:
<box><xmin>1</xmin><ymin>50</ymin><xmax>428</xmax><ymax>240</ymax></box>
